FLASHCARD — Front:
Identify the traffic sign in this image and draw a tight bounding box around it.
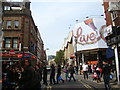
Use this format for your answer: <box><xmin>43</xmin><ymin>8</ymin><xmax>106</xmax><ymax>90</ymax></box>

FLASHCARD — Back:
<box><xmin>18</xmin><ymin>54</ymin><xmax>22</xmax><ymax>58</ymax></box>
<box><xmin>9</xmin><ymin>50</ymin><xmax>15</xmax><ymax>55</ymax></box>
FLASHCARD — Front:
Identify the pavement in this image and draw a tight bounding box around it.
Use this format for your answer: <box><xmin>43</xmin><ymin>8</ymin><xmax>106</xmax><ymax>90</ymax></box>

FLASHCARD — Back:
<box><xmin>77</xmin><ymin>73</ymin><xmax>120</xmax><ymax>89</ymax></box>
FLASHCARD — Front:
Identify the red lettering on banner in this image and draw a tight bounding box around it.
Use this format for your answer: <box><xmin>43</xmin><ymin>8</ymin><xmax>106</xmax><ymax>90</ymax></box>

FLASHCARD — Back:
<box><xmin>89</xmin><ymin>33</ymin><xmax>96</xmax><ymax>41</ymax></box>
<box><xmin>76</xmin><ymin>27</ymin><xmax>97</xmax><ymax>43</ymax></box>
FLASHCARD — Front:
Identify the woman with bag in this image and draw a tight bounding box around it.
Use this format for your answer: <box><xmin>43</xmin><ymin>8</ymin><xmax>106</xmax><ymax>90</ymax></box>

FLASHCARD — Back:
<box><xmin>63</xmin><ymin>64</ymin><xmax>70</xmax><ymax>81</ymax></box>
<box><xmin>56</xmin><ymin>65</ymin><xmax>64</xmax><ymax>84</ymax></box>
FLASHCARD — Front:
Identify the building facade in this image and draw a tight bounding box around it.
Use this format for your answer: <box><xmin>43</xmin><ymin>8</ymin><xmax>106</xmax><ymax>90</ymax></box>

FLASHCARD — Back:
<box><xmin>62</xmin><ymin>17</ymin><xmax>108</xmax><ymax>67</ymax></box>
<box><xmin>103</xmin><ymin>0</ymin><xmax>120</xmax><ymax>84</ymax></box>
<box><xmin>2</xmin><ymin>1</ymin><xmax>45</xmax><ymax>66</ymax></box>
<box><xmin>62</xmin><ymin>31</ymin><xmax>74</xmax><ymax>65</ymax></box>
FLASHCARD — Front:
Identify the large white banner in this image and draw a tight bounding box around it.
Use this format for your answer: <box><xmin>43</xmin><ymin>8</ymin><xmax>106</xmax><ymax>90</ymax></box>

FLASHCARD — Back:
<box><xmin>73</xmin><ymin>18</ymin><xmax>108</xmax><ymax>51</ymax></box>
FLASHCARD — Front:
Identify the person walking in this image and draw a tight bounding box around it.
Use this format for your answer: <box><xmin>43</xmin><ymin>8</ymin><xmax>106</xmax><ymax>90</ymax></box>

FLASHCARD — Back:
<box><xmin>34</xmin><ymin>63</ymin><xmax>42</xmax><ymax>90</ymax></box>
<box><xmin>79</xmin><ymin>63</ymin><xmax>83</xmax><ymax>75</ymax></box>
<box><xmin>82</xmin><ymin>62</ymin><xmax>88</xmax><ymax>80</ymax></box>
<box><xmin>43</xmin><ymin>66</ymin><xmax>48</xmax><ymax>86</ymax></box>
<box><xmin>63</xmin><ymin>64</ymin><xmax>70</xmax><ymax>81</ymax></box>
<box><xmin>68</xmin><ymin>65</ymin><xmax>76</xmax><ymax>82</ymax></box>
<box><xmin>96</xmin><ymin>66</ymin><xmax>102</xmax><ymax>83</ymax></box>
<box><xmin>75</xmin><ymin>65</ymin><xmax>79</xmax><ymax>75</ymax></box>
<box><xmin>50</xmin><ymin>64</ymin><xmax>56</xmax><ymax>85</ymax></box>
<box><xmin>102</xmin><ymin>61</ymin><xmax>112</xmax><ymax>90</ymax></box>
<box><xmin>18</xmin><ymin>59</ymin><xmax>40</xmax><ymax>90</ymax></box>
<box><xmin>88</xmin><ymin>64</ymin><xmax>92</xmax><ymax>75</ymax></box>
<box><xmin>56</xmin><ymin>65</ymin><xmax>64</xmax><ymax>84</ymax></box>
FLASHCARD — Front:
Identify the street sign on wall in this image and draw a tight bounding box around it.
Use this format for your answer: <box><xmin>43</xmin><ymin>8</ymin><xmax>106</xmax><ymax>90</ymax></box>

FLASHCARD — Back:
<box><xmin>106</xmin><ymin>25</ymin><xmax>113</xmax><ymax>35</ymax></box>
<box><xmin>9</xmin><ymin>50</ymin><xmax>15</xmax><ymax>55</ymax></box>
<box><xmin>18</xmin><ymin>54</ymin><xmax>22</xmax><ymax>58</ymax></box>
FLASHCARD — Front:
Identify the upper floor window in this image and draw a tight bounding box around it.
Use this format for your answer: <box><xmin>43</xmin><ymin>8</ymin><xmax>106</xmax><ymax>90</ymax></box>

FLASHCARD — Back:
<box><xmin>4</xmin><ymin>6</ymin><xmax>10</xmax><ymax>11</ymax></box>
<box><xmin>112</xmin><ymin>11</ymin><xmax>118</xmax><ymax>20</ymax></box>
<box><xmin>6</xmin><ymin>20</ymin><xmax>12</xmax><ymax>29</ymax></box>
<box><xmin>14</xmin><ymin>20</ymin><xmax>19</xmax><ymax>29</ymax></box>
<box><xmin>5</xmin><ymin>39</ymin><xmax>11</xmax><ymax>48</ymax></box>
<box><xmin>13</xmin><ymin>38</ymin><xmax>18</xmax><ymax>49</ymax></box>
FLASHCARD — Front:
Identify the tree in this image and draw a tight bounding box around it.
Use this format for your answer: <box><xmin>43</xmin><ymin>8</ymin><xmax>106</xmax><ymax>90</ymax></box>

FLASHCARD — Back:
<box><xmin>55</xmin><ymin>50</ymin><xmax>64</xmax><ymax>65</ymax></box>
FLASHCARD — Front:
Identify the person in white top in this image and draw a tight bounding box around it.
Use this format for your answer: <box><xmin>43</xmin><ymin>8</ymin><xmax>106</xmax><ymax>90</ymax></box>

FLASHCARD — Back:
<box><xmin>82</xmin><ymin>62</ymin><xmax>88</xmax><ymax>79</ymax></box>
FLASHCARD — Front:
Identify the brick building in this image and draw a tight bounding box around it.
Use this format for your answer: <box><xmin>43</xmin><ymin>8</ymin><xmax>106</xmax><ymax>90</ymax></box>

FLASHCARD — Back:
<box><xmin>103</xmin><ymin>0</ymin><xmax>120</xmax><ymax>84</ymax></box>
<box><xmin>2</xmin><ymin>1</ymin><xmax>45</xmax><ymax>65</ymax></box>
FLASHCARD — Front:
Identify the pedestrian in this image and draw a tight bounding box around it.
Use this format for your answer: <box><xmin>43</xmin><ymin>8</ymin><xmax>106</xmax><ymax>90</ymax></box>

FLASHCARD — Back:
<box><xmin>102</xmin><ymin>61</ymin><xmax>112</xmax><ymax>90</ymax></box>
<box><xmin>96</xmin><ymin>66</ymin><xmax>102</xmax><ymax>83</ymax></box>
<box><xmin>34</xmin><ymin>63</ymin><xmax>42</xmax><ymax>90</ymax></box>
<box><xmin>63</xmin><ymin>64</ymin><xmax>70</xmax><ymax>81</ymax></box>
<box><xmin>18</xmin><ymin>59</ymin><xmax>40</xmax><ymax>90</ymax></box>
<box><xmin>50</xmin><ymin>64</ymin><xmax>56</xmax><ymax>85</ymax></box>
<box><xmin>79</xmin><ymin>63</ymin><xmax>83</xmax><ymax>75</ymax></box>
<box><xmin>43</xmin><ymin>65</ymin><xmax>48</xmax><ymax>86</ymax></box>
<box><xmin>56</xmin><ymin>64</ymin><xmax>64</xmax><ymax>84</ymax></box>
<box><xmin>92</xmin><ymin>64</ymin><xmax>96</xmax><ymax>73</ymax></box>
<box><xmin>82</xmin><ymin>62</ymin><xmax>88</xmax><ymax>80</ymax></box>
<box><xmin>88</xmin><ymin>63</ymin><xmax>92</xmax><ymax>75</ymax></box>
<box><xmin>68</xmin><ymin>65</ymin><xmax>76</xmax><ymax>82</ymax></box>
<box><xmin>75</xmin><ymin>65</ymin><xmax>79</xmax><ymax>75</ymax></box>
<box><xmin>92</xmin><ymin>71</ymin><xmax>98</xmax><ymax>81</ymax></box>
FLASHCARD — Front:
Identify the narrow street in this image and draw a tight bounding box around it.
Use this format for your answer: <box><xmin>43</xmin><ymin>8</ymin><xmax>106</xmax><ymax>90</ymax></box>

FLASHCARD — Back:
<box><xmin>42</xmin><ymin>78</ymin><xmax>94</xmax><ymax>90</ymax></box>
<box><xmin>41</xmin><ymin>73</ymin><xmax>99</xmax><ymax>90</ymax></box>
<box><xmin>45</xmin><ymin>80</ymin><xmax>93</xmax><ymax>89</ymax></box>
<box><xmin>41</xmin><ymin>72</ymin><xmax>120</xmax><ymax>90</ymax></box>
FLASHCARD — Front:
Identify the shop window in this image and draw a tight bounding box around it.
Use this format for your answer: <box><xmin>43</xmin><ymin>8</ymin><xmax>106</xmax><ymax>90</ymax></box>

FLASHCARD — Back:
<box><xmin>5</xmin><ymin>39</ymin><xmax>11</xmax><ymax>48</ymax></box>
<box><xmin>13</xmin><ymin>38</ymin><xmax>18</xmax><ymax>49</ymax></box>
<box><xmin>6</xmin><ymin>20</ymin><xmax>12</xmax><ymax>29</ymax></box>
<box><xmin>14</xmin><ymin>20</ymin><xmax>19</xmax><ymax>29</ymax></box>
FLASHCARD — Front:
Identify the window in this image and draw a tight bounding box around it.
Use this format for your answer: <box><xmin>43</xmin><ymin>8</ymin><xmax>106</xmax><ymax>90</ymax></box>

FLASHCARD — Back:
<box><xmin>4</xmin><ymin>6</ymin><xmax>10</xmax><ymax>10</ymax></box>
<box><xmin>6</xmin><ymin>20</ymin><xmax>12</xmax><ymax>29</ymax></box>
<box><xmin>112</xmin><ymin>11</ymin><xmax>118</xmax><ymax>20</ymax></box>
<box><xmin>13</xmin><ymin>39</ymin><xmax>18</xmax><ymax>49</ymax></box>
<box><xmin>5</xmin><ymin>39</ymin><xmax>11</xmax><ymax>48</ymax></box>
<box><xmin>14</xmin><ymin>20</ymin><xmax>19</xmax><ymax>29</ymax></box>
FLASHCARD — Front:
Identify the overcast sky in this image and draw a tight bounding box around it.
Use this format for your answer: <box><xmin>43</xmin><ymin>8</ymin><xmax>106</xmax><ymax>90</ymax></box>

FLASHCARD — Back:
<box><xmin>30</xmin><ymin>0</ymin><xmax>104</xmax><ymax>55</ymax></box>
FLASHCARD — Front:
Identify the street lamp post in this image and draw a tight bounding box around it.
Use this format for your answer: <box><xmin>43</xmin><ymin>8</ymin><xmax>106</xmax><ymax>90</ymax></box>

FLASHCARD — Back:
<box><xmin>74</xmin><ymin>20</ymin><xmax>79</xmax><ymax>66</ymax></box>
<box><xmin>44</xmin><ymin>48</ymin><xmax>49</xmax><ymax>63</ymax></box>
<box><xmin>75</xmin><ymin>36</ymin><xmax>78</xmax><ymax>66</ymax></box>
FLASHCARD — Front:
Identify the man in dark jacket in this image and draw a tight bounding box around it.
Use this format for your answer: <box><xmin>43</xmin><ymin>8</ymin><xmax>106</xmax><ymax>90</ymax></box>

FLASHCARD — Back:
<box><xmin>43</xmin><ymin>66</ymin><xmax>48</xmax><ymax>86</ymax></box>
<box><xmin>56</xmin><ymin>65</ymin><xmax>64</xmax><ymax>84</ymax></box>
<box><xmin>19</xmin><ymin>60</ymin><xmax>40</xmax><ymax>90</ymax></box>
<box><xmin>50</xmin><ymin>64</ymin><xmax>56</xmax><ymax>85</ymax></box>
<box><xmin>102</xmin><ymin>61</ymin><xmax>112</xmax><ymax>90</ymax></box>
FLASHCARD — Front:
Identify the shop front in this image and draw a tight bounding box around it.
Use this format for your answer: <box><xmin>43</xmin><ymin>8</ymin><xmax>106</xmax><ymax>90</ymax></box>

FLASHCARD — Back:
<box><xmin>1</xmin><ymin>51</ymin><xmax>37</xmax><ymax>67</ymax></box>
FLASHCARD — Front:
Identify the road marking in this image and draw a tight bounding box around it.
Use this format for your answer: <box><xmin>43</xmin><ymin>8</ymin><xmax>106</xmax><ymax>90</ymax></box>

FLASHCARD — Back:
<box><xmin>78</xmin><ymin>80</ymin><xmax>92</xmax><ymax>89</ymax></box>
<box><xmin>46</xmin><ymin>85</ymin><xmax>52</xmax><ymax>90</ymax></box>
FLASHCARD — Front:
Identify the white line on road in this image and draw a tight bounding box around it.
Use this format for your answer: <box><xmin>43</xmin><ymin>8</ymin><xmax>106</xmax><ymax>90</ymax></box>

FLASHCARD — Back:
<box><xmin>78</xmin><ymin>80</ymin><xmax>93</xmax><ymax>89</ymax></box>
